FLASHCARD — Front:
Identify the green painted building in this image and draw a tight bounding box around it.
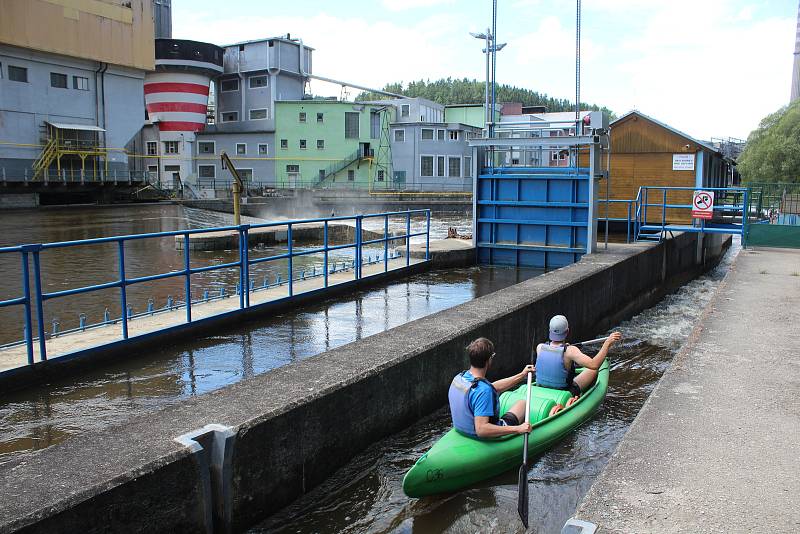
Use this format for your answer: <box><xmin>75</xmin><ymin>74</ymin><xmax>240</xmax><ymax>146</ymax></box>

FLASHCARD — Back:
<box><xmin>444</xmin><ymin>104</ymin><xmax>499</xmax><ymax>129</ymax></box>
<box><xmin>274</xmin><ymin>101</ymin><xmax>392</xmax><ymax>189</ymax></box>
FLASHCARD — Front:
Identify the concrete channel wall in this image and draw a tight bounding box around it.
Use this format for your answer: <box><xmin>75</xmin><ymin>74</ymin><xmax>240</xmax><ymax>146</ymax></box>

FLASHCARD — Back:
<box><xmin>0</xmin><ymin>232</ymin><xmax>729</xmax><ymax>534</ymax></box>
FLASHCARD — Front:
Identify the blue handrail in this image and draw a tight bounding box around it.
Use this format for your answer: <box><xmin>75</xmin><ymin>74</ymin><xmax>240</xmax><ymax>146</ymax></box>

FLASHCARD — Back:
<box><xmin>0</xmin><ymin>209</ymin><xmax>431</xmax><ymax>366</ymax></box>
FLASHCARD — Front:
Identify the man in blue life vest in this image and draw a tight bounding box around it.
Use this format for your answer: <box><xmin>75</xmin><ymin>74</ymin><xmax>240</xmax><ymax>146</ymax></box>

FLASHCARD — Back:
<box><xmin>536</xmin><ymin>315</ymin><xmax>622</xmax><ymax>396</ymax></box>
<box><xmin>448</xmin><ymin>337</ymin><xmax>535</xmax><ymax>439</ymax></box>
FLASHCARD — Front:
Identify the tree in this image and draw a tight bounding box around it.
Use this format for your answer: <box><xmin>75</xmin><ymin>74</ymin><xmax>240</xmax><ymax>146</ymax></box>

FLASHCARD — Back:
<box><xmin>355</xmin><ymin>78</ymin><xmax>615</xmax><ymax>118</ymax></box>
<box><xmin>738</xmin><ymin>100</ymin><xmax>800</xmax><ymax>184</ymax></box>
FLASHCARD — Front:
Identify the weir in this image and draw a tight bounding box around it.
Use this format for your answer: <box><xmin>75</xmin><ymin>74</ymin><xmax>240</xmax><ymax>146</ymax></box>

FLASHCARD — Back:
<box><xmin>0</xmin><ymin>230</ymin><xmax>730</xmax><ymax>533</ymax></box>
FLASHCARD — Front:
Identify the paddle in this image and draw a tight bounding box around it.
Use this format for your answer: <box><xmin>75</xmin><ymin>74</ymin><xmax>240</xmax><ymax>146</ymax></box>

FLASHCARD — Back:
<box><xmin>573</xmin><ymin>336</ymin><xmax>609</xmax><ymax>347</ymax></box>
<box><xmin>517</xmin><ymin>339</ymin><xmax>536</xmax><ymax>528</ymax></box>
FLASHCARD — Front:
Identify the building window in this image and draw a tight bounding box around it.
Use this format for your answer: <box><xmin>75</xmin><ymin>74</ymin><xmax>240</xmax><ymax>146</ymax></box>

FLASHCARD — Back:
<box><xmin>344</xmin><ymin>112</ymin><xmax>360</xmax><ymax>139</ymax></box>
<box><xmin>401</xmin><ymin>104</ymin><xmax>410</xmax><ymax>117</ymax></box>
<box><xmin>73</xmin><ymin>76</ymin><xmax>89</xmax><ymax>90</ymax></box>
<box><xmin>299</xmin><ymin>139</ymin><xmax>307</xmax><ymax>149</ymax></box>
<box><xmin>146</xmin><ymin>141</ymin><xmax>158</xmax><ymax>156</ymax></box>
<box><xmin>448</xmin><ymin>130</ymin><xmax>459</xmax><ymax>141</ymax></box>
<box><xmin>220</xmin><ymin>78</ymin><xmax>239</xmax><ymax>92</ymax></box>
<box><xmin>239</xmin><ymin>169</ymin><xmax>253</xmax><ymax>182</ymax></box>
<box><xmin>347</xmin><ymin>170</ymin><xmax>355</xmax><ymax>181</ymax></box>
<box><xmin>318</xmin><ymin>169</ymin><xmax>326</xmax><ymax>181</ymax></box>
<box><xmin>393</xmin><ymin>170</ymin><xmax>406</xmax><ymax>182</ymax></box>
<box><xmin>437</xmin><ymin>129</ymin><xmax>445</xmax><ymax>141</ymax></box>
<box><xmin>420</xmin><ymin>156</ymin><xmax>434</xmax><ymax>177</ymax></box>
<box><xmin>464</xmin><ymin>156</ymin><xmax>472</xmax><ymax>178</ymax></box>
<box><xmin>147</xmin><ymin>165</ymin><xmax>158</xmax><ymax>178</ymax></box>
<box><xmin>448</xmin><ymin>156</ymin><xmax>461</xmax><ymax>177</ymax></box>
<box><xmin>317</xmin><ymin>139</ymin><xmax>324</xmax><ymax>149</ymax></box>
<box><xmin>258</xmin><ymin>143</ymin><xmax>268</xmax><ymax>155</ymax></box>
<box><xmin>163</xmin><ymin>141</ymin><xmax>179</xmax><ymax>154</ymax></box>
<box><xmin>287</xmin><ymin>165</ymin><xmax>300</xmax><ymax>173</ymax></box>
<box><xmin>421</xmin><ymin>129</ymin><xmax>433</xmax><ymax>140</ymax></box>
<box><xmin>198</xmin><ymin>165</ymin><xmax>216</xmax><ymax>178</ymax></box>
<box><xmin>280</xmin><ymin>139</ymin><xmax>288</xmax><ymax>149</ymax></box>
<box><xmin>317</xmin><ymin>112</ymin><xmax>324</xmax><ymax>123</ymax></box>
<box><xmin>236</xmin><ymin>143</ymin><xmax>246</xmax><ymax>155</ymax></box>
<box><xmin>8</xmin><ymin>65</ymin><xmax>28</xmax><ymax>83</ymax></box>
<box><xmin>437</xmin><ymin>156</ymin><xmax>445</xmax><ymax>177</ymax></box>
<box><xmin>249</xmin><ymin>75</ymin><xmax>268</xmax><ymax>88</ymax></box>
<box><xmin>198</xmin><ymin>141</ymin><xmax>215</xmax><ymax>154</ymax></box>
<box><xmin>50</xmin><ymin>72</ymin><xmax>67</xmax><ymax>89</ymax></box>
<box><xmin>299</xmin><ymin>112</ymin><xmax>307</xmax><ymax>123</ymax></box>
<box><xmin>377</xmin><ymin>170</ymin><xmax>385</xmax><ymax>182</ymax></box>
<box><xmin>221</xmin><ymin>111</ymin><xmax>238</xmax><ymax>122</ymax></box>
<box><xmin>394</xmin><ymin>129</ymin><xmax>405</xmax><ymax>142</ymax></box>
<box><xmin>249</xmin><ymin>108</ymin><xmax>268</xmax><ymax>120</ymax></box>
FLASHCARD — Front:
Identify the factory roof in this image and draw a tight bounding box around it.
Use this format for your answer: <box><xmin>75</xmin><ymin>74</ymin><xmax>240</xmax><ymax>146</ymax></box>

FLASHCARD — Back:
<box><xmin>222</xmin><ymin>36</ymin><xmax>315</xmax><ymax>50</ymax></box>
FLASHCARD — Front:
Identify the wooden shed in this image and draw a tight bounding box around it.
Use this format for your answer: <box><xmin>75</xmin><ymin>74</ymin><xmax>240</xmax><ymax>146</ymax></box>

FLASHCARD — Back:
<box><xmin>600</xmin><ymin>111</ymin><xmax>735</xmax><ymax>224</ymax></box>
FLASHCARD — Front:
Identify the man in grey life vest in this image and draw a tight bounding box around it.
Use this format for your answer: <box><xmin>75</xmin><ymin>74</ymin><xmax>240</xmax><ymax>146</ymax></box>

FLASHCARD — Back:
<box><xmin>448</xmin><ymin>337</ymin><xmax>535</xmax><ymax>439</ymax></box>
<box><xmin>536</xmin><ymin>315</ymin><xmax>622</xmax><ymax>396</ymax></box>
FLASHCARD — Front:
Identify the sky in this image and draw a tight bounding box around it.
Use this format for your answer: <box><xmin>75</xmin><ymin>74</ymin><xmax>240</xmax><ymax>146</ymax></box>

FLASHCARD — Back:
<box><xmin>173</xmin><ymin>0</ymin><xmax>799</xmax><ymax>141</ymax></box>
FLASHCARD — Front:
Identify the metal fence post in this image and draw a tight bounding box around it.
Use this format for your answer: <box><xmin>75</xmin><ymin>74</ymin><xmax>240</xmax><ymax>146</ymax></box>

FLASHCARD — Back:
<box><xmin>287</xmin><ymin>224</ymin><xmax>294</xmax><ymax>297</ymax></box>
<box><xmin>661</xmin><ymin>189</ymin><xmax>667</xmax><ymax>238</ymax></box>
<box><xmin>426</xmin><ymin>210</ymin><xmax>431</xmax><ymax>261</ymax></box>
<box><xmin>184</xmin><ymin>233</ymin><xmax>192</xmax><ymax>322</ymax></box>
<box><xmin>383</xmin><ymin>214</ymin><xmax>389</xmax><ymax>273</ymax></box>
<box><xmin>20</xmin><ymin>250</ymin><xmax>34</xmax><ymax>365</ymax></box>
<box><xmin>31</xmin><ymin>248</ymin><xmax>47</xmax><ymax>361</ymax></box>
<box><xmin>355</xmin><ymin>216</ymin><xmax>362</xmax><ymax>279</ymax></box>
<box><xmin>323</xmin><ymin>220</ymin><xmax>329</xmax><ymax>288</ymax></box>
<box><xmin>243</xmin><ymin>225</ymin><xmax>250</xmax><ymax>307</ymax></box>
<box><xmin>627</xmin><ymin>201</ymin><xmax>632</xmax><ymax>243</ymax></box>
<box><xmin>405</xmin><ymin>212</ymin><xmax>411</xmax><ymax>267</ymax></box>
<box><xmin>118</xmin><ymin>241</ymin><xmax>128</xmax><ymax>339</ymax></box>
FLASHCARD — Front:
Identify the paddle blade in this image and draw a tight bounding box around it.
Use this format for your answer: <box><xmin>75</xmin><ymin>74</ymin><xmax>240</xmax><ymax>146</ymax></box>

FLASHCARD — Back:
<box><xmin>517</xmin><ymin>462</ymin><xmax>529</xmax><ymax>528</ymax></box>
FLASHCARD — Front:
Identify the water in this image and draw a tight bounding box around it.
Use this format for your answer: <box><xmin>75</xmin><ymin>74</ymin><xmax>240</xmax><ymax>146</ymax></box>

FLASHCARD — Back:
<box><xmin>251</xmin><ymin>241</ymin><xmax>740</xmax><ymax>534</ymax></box>
<box><xmin>0</xmin><ymin>262</ymin><xmax>539</xmax><ymax>465</ymax></box>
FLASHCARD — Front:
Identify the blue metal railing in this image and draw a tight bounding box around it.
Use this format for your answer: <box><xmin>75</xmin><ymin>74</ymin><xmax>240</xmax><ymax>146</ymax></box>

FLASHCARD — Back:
<box><xmin>0</xmin><ymin>209</ymin><xmax>431</xmax><ymax>366</ymax></box>
<box><xmin>597</xmin><ymin>199</ymin><xmax>635</xmax><ymax>243</ymax></box>
<box><xmin>626</xmin><ymin>186</ymin><xmax>749</xmax><ymax>243</ymax></box>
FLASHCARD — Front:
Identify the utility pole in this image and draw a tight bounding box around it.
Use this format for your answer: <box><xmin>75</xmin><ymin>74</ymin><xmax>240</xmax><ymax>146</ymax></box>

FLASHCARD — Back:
<box><xmin>791</xmin><ymin>0</ymin><xmax>800</xmax><ymax>102</ymax></box>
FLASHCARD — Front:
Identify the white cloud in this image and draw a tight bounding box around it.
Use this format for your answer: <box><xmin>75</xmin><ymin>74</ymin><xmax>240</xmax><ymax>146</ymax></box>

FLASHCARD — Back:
<box><xmin>381</xmin><ymin>0</ymin><xmax>455</xmax><ymax>12</ymax></box>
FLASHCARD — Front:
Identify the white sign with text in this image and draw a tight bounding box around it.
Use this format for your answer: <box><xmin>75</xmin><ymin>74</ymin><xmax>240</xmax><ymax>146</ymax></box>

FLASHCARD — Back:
<box><xmin>672</xmin><ymin>154</ymin><xmax>695</xmax><ymax>171</ymax></box>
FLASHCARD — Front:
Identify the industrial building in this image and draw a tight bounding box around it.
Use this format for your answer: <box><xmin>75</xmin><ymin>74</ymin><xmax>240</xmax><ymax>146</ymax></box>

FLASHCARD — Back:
<box><xmin>190</xmin><ymin>36</ymin><xmax>313</xmax><ymax>192</ymax></box>
<box><xmin>0</xmin><ymin>0</ymin><xmax>155</xmax><ymax>185</ymax></box>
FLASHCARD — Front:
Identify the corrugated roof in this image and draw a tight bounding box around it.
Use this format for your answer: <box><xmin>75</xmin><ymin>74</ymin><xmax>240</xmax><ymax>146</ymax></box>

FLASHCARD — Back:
<box><xmin>612</xmin><ymin>110</ymin><xmax>718</xmax><ymax>153</ymax></box>
<box><xmin>45</xmin><ymin>122</ymin><xmax>105</xmax><ymax>132</ymax></box>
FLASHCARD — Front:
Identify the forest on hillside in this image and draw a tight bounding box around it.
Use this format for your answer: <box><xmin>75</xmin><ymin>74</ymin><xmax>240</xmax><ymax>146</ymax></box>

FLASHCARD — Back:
<box><xmin>355</xmin><ymin>78</ymin><xmax>615</xmax><ymax>117</ymax></box>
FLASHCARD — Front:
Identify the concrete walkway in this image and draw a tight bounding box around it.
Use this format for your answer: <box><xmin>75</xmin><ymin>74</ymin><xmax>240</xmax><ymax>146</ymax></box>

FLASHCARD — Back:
<box><xmin>574</xmin><ymin>247</ymin><xmax>800</xmax><ymax>533</ymax></box>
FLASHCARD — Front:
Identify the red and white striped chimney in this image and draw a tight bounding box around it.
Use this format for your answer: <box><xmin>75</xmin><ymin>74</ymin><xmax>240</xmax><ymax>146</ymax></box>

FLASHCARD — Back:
<box><xmin>144</xmin><ymin>39</ymin><xmax>224</xmax><ymax>132</ymax></box>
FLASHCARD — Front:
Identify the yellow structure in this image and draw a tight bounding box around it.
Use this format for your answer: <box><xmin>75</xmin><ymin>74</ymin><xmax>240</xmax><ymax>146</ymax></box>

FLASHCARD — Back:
<box><xmin>0</xmin><ymin>0</ymin><xmax>154</xmax><ymax>70</ymax></box>
<box><xmin>33</xmin><ymin>123</ymin><xmax>109</xmax><ymax>180</ymax></box>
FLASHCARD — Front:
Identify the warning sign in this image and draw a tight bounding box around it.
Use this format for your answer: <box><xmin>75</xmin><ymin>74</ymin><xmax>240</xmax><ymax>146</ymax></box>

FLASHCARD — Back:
<box><xmin>692</xmin><ymin>190</ymin><xmax>715</xmax><ymax>220</ymax></box>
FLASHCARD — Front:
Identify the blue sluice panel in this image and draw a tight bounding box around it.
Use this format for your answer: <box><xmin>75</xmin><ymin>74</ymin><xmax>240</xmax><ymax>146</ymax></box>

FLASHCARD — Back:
<box><xmin>475</xmin><ymin>166</ymin><xmax>591</xmax><ymax>269</ymax></box>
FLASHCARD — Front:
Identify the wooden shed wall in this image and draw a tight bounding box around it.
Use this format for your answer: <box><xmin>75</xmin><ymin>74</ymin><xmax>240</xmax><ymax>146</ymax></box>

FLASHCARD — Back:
<box><xmin>603</xmin><ymin>114</ymin><xmax>709</xmax><ymax>224</ymax></box>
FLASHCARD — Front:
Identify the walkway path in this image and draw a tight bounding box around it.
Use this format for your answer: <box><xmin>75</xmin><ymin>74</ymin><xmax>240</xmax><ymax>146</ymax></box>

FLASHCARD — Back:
<box><xmin>574</xmin><ymin>247</ymin><xmax>800</xmax><ymax>533</ymax></box>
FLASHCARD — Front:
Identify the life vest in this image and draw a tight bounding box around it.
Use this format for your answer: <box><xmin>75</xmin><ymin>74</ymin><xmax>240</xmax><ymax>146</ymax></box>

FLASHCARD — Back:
<box><xmin>448</xmin><ymin>372</ymin><xmax>497</xmax><ymax>437</ymax></box>
<box><xmin>536</xmin><ymin>343</ymin><xmax>570</xmax><ymax>389</ymax></box>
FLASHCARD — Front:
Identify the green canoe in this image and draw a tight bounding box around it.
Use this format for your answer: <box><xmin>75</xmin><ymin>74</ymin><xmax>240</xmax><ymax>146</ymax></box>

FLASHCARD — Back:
<box><xmin>402</xmin><ymin>359</ymin><xmax>609</xmax><ymax>497</ymax></box>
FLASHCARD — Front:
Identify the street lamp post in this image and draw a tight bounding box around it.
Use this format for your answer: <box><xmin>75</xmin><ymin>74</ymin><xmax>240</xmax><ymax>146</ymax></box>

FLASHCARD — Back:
<box><xmin>469</xmin><ymin>31</ymin><xmax>506</xmax><ymax>135</ymax></box>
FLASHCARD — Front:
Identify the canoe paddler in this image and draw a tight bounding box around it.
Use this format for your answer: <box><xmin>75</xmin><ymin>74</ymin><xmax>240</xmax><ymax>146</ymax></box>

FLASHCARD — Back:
<box><xmin>536</xmin><ymin>315</ymin><xmax>622</xmax><ymax>396</ymax></box>
<box><xmin>448</xmin><ymin>337</ymin><xmax>534</xmax><ymax>439</ymax></box>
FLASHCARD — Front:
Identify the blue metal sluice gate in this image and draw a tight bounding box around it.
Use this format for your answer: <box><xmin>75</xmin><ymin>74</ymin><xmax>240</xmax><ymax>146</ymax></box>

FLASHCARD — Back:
<box><xmin>470</xmin><ymin>112</ymin><xmax>610</xmax><ymax>269</ymax></box>
<box><xmin>0</xmin><ymin>210</ymin><xmax>430</xmax><ymax>369</ymax></box>
<box><xmin>475</xmin><ymin>166</ymin><xmax>592</xmax><ymax>268</ymax></box>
